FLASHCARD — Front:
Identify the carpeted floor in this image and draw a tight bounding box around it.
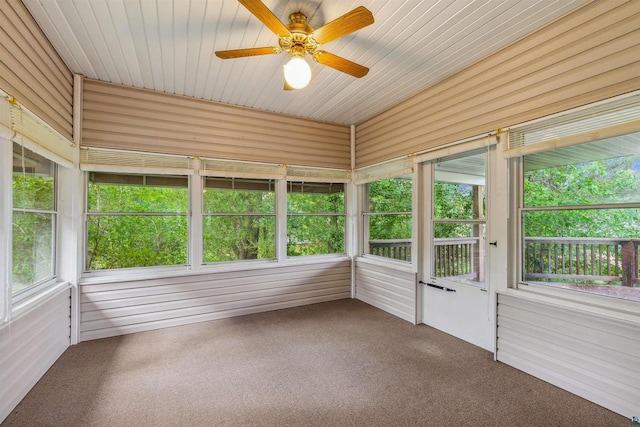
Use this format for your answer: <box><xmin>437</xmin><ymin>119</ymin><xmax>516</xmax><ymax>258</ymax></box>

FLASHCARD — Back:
<box><xmin>2</xmin><ymin>299</ymin><xmax>628</xmax><ymax>426</ymax></box>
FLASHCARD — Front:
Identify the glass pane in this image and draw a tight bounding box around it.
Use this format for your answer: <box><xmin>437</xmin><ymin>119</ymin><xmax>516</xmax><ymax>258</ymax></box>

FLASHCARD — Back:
<box><xmin>88</xmin><ymin>175</ymin><xmax>188</xmax><ymax>213</ymax></box>
<box><xmin>434</xmin><ymin>150</ymin><xmax>486</xmax><ymax>219</ymax></box>
<box><xmin>368</xmin><ymin>177</ymin><xmax>412</xmax><ymax>213</ymax></box>
<box><xmin>367</xmin><ymin>214</ymin><xmax>412</xmax><ymax>261</ymax></box>
<box><xmin>203</xmin><ymin>215</ymin><xmax>275</xmax><ymax>262</ymax></box>
<box><xmin>524</xmin><ymin>136</ymin><xmax>640</xmax><ymax>207</ymax></box>
<box><xmin>12</xmin><ymin>212</ymin><xmax>55</xmax><ymax>293</ymax></box>
<box><xmin>287</xmin><ymin>215</ymin><xmax>345</xmax><ymax>256</ymax></box>
<box><xmin>523</xmin><ymin>209</ymin><xmax>640</xmax><ymax>301</ymax></box>
<box><xmin>287</xmin><ymin>182</ymin><xmax>344</xmax><ymax>214</ymax></box>
<box><xmin>87</xmin><ymin>216</ymin><xmax>188</xmax><ymax>270</ymax></box>
<box><xmin>203</xmin><ymin>178</ymin><xmax>275</xmax><ymax>213</ymax></box>
<box><xmin>433</xmin><ymin>222</ymin><xmax>486</xmax><ymax>287</ymax></box>
<box><xmin>13</xmin><ymin>144</ymin><xmax>55</xmax><ymax>210</ymax></box>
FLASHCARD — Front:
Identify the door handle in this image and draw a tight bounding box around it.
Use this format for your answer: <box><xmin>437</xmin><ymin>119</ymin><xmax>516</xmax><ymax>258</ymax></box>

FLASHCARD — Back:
<box><xmin>419</xmin><ymin>281</ymin><xmax>456</xmax><ymax>292</ymax></box>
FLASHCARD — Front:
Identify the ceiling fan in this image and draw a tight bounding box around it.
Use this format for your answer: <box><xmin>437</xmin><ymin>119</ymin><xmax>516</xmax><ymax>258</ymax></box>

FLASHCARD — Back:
<box><xmin>215</xmin><ymin>0</ymin><xmax>374</xmax><ymax>90</ymax></box>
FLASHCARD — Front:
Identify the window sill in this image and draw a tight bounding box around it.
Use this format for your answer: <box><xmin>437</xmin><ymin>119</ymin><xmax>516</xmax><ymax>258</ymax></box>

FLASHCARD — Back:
<box><xmin>12</xmin><ymin>281</ymin><xmax>72</xmax><ymax>320</ymax></box>
<box><xmin>81</xmin><ymin>265</ymin><xmax>192</xmax><ymax>285</ymax></box>
<box><xmin>503</xmin><ymin>284</ymin><xmax>640</xmax><ymax>326</ymax></box>
<box><xmin>283</xmin><ymin>253</ymin><xmax>350</xmax><ymax>266</ymax></box>
<box><xmin>80</xmin><ymin>256</ymin><xmax>351</xmax><ymax>285</ymax></box>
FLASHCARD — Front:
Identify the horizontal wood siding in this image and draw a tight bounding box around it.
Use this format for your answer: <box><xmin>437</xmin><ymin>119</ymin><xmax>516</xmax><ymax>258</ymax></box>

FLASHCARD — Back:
<box><xmin>355</xmin><ymin>261</ymin><xmax>415</xmax><ymax>323</ymax></box>
<box><xmin>0</xmin><ymin>0</ymin><xmax>73</xmax><ymax>140</ymax></box>
<box><xmin>82</xmin><ymin>79</ymin><xmax>351</xmax><ymax>169</ymax></box>
<box><xmin>496</xmin><ymin>293</ymin><xmax>640</xmax><ymax>418</ymax></box>
<box><xmin>355</xmin><ymin>0</ymin><xmax>640</xmax><ymax>168</ymax></box>
<box><xmin>0</xmin><ymin>289</ymin><xmax>71</xmax><ymax>423</ymax></box>
<box><xmin>80</xmin><ymin>261</ymin><xmax>351</xmax><ymax>341</ymax></box>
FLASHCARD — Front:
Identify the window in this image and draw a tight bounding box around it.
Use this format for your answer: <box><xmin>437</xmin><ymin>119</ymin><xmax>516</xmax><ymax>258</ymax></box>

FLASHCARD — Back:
<box><xmin>432</xmin><ymin>150</ymin><xmax>487</xmax><ymax>287</ymax></box>
<box><xmin>86</xmin><ymin>173</ymin><xmax>189</xmax><ymax>270</ymax></box>
<box><xmin>12</xmin><ymin>143</ymin><xmax>56</xmax><ymax>294</ymax></box>
<box><xmin>521</xmin><ymin>135</ymin><xmax>640</xmax><ymax>302</ymax></box>
<box><xmin>203</xmin><ymin>177</ymin><xmax>275</xmax><ymax>263</ymax></box>
<box><xmin>287</xmin><ymin>181</ymin><xmax>345</xmax><ymax>256</ymax></box>
<box><xmin>363</xmin><ymin>176</ymin><xmax>412</xmax><ymax>261</ymax></box>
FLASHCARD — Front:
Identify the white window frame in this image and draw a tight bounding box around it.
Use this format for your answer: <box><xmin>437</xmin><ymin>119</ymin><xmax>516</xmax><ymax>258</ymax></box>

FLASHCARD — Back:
<box><xmin>505</xmin><ymin>92</ymin><xmax>640</xmax><ymax>312</ymax></box>
<box><xmin>285</xmin><ymin>180</ymin><xmax>347</xmax><ymax>259</ymax></box>
<box><xmin>428</xmin><ymin>147</ymin><xmax>489</xmax><ymax>290</ymax></box>
<box><xmin>83</xmin><ymin>172</ymin><xmax>192</xmax><ymax>275</ymax></box>
<box><xmin>201</xmin><ymin>176</ymin><xmax>278</xmax><ymax>266</ymax></box>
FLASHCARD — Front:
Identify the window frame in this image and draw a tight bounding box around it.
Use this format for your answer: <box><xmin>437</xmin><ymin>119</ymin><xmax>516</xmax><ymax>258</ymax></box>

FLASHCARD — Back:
<box><xmin>503</xmin><ymin>91</ymin><xmax>640</xmax><ymax>306</ymax></box>
<box><xmin>428</xmin><ymin>148</ymin><xmax>489</xmax><ymax>290</ymax></box>
<box><xmin>201</xmin><ymin>176</ymin><xmax>277</xmax><ymax>265</ymax></box>
<box><xmin>11</xmin><ymin>143</ymin><xmax>59</xmax><ymax>302</ymax></box>
<box><xmin>361</xmin><ymin>175</ymin><xmax>413</xmax><ymax>263</ymax></box>
<box><xmin>514</xmin><ymin>135</ymin><xmax>640</xmax><ymax>303</ymax></box>
<box><xmin>286</xmin><ymin>180</ymin><xmax>346</xmax><ymax>258</ymax></box>
<box><xmin>84</xmin><ymin>172</ymin><xmax>191</xmax><ymax>273</ymax></box>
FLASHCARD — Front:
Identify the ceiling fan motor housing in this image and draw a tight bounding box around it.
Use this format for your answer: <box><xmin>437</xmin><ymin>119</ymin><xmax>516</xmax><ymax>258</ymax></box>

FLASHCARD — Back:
<box><xmin>279</xmin><ymin>12</ymin><xmax>318</xmax><ymax>57</ymax></box>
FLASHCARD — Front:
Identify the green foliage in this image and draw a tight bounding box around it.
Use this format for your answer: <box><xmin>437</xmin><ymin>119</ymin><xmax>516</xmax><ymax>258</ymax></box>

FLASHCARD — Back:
<box><xmin>88</xmin><ymin>183</ymin><xmax>188</xmax><ymax>213</ymax></box>
<box><xmin>12</xmin><ymin>173</ymin><xmax>56</xmax><ymax>291</ymax></box>
<box><xmin>434</xmin><ymin>182</ymin><xmax>484</xmax><ymax>239</ymax></box>
<box><xmin>368</xmin><ymin>178</ymin><xmax>412</xmax><ymax>213</ymax></box>
<box><xmin>368</xmin><ymin>178</ymin><xmax>412</xmax><ymax>240</ymax></box>
<box><xmin>203</xmin><ymin>186</ymin><xmax>276</xmax><ymax>262</ymax></box>
<box><xmin>13</xmin><ymin>167</ymin><xmax>55</xmax><ymax>210</ymax></box>
<box><xmin>12</xmin><ymin>212</ymin><xmax>54</xmax><ymax>292</ymax></box>
<box><xmin>524</xmin><ymin>157</ymin><xmax>640</xmax><ymax>238</ymax></box>
<box><xmin>203</xmin><ymin>187</ymin><xmax>274</xmax><ymax>213</ymax></box>
<box><xmin>203</xmin><ymin>216</ymin><xmax>275</xmax><ymax>262</ymax></box>
<box><xmin>87</xmin><ymin>182</ymin><xmax>189</xmax><ymax>270</ymax></box>
<box><xmin>287</xmin><ymin>190</ymin><xmax>345</xmax><ymax>256</ymax></box>
<box><xmin>87</xmin><ymin>216</ymin><xmax>188</xmax><ymax>270</ymax></box>
<box><xmin>287</xmin><ymin>216</ymin><xmax>345</xmax><ymax>256</ymax></box>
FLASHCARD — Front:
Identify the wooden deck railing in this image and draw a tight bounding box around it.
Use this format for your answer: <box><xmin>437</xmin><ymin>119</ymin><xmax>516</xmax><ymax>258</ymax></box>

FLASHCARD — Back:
<box><xmin>369</xmin><ymin>239</ymin><xmax>412</xmax><ymax>262</ymax></box>
<box><xmin>433</xmin><ymin>237</ymin><xmax>481</xmax><ymax>280</ymax></box>
<box><xmin>523</xmin><ymin>237</ymin><xmax>639</xmax><ymax>287</ymax></box>
<box><xmin>369</xmin><ymin>238</ymin><xmax>482</xmax><ymax>280</ymax></box>
<box><xmin>369</xmin><ymin>237</ymin><xmax>640</xmax><ymax>287</ymax></box>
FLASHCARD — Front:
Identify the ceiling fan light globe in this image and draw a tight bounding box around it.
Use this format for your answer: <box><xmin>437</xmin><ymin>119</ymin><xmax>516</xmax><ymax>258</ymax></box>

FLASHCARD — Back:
<box><xmin>284</xmin><ymin>57</ymin><xmax>311</xmax><ymax>89</ymax></box>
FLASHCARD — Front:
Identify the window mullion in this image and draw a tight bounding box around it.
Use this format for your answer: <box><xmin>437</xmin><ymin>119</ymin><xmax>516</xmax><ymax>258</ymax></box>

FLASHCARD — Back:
<box><xmin>0</xmin><ymin>138</ymin><xmax>11</xmax><ymax>322</ymax></box>
<box><xmin>276</xmin><ymin>179</ymin><xmax>287</xmax><ymax>262</ymax></box>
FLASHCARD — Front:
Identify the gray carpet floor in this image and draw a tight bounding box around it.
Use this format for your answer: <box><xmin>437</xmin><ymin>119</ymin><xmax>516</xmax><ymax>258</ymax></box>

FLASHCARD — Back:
<box><xmin>2</xmin><ymin>299</ymin><xmax>628</xmax><ymax>426</ymax></box>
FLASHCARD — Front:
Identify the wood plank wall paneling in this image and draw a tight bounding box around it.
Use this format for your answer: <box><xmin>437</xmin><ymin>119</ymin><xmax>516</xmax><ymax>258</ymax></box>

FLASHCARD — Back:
<box><xmin>80</xmin><ymin>261</ymin><xmax>351</xmax><ymax>341</ymax></box>
<box><xmin>355</xmin><ymin>261</ymin><xmax>415</xmax><ymax>323</ymax></box>
<box><xmin>496</xmin><ymin>293</ymin><xmax>640</xmax><ymax>419</ymax></box>
<box><xmin>0</xmin><ymin>0</ymin><xmax>73</xmax><ymax>140</ymax></box>
<box><xmin>355</xmin><ymin>0</ymin><xmax>640</xmax><ymax>168</ymax></box>
<box><xmin>0</xmin><ymin>289</ymin><xmax>71</xmax><ymax>423</ymax></box>
<box><xmin>82</xmin><ymin>79</ymin><xmax>351</xmax><ymax>170</ymax></box>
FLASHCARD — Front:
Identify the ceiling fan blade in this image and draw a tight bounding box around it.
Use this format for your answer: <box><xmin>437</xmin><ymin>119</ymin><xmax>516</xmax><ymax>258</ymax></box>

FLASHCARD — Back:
<box><xmin>311</xmin><ymin>6</ymin><xmax>374</xmax><ymax>44</ymax></box>
<box><xmin>313</xmin><ymin>51</ymin><xmax>369</xmax><ymax>78</ymax></box>
<box><xmin>238</xmin><ymin>0</ymin><xmax>290</xmax><ymax>37</ymax></box>
<box><xmin>215</xmin><ymin>47</ymin><xmax>281</xmax><ymax>59</ymax></box>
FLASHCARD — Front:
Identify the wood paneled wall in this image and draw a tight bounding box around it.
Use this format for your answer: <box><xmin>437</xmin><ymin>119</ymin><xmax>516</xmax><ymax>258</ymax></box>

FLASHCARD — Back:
<box><xmin>497</xmin><ymin>292</ymin><xmax>640</xmax><ymax>419</ymax></box>
<box><xmin>355</xmin><ymin>0</ymin><xmax>640</xmax><ymax>168</ymax></box>
<box><xmin>355</xmin><ymin>261</ymin><xmax>415</xmax><ymax>323</ymax></box>
<box><xmin>82</xmin><ymin>79</ymin><xmax>351</xmax><ymax>170</ymax></box>
<box><xmin>0</xmin><ymin>0</ymin><xmax>73</xmax><ymax>140</ymax></box>
<box><xmin>0</xmin><ymin>289</ymin><xmax>70</xmax><ymax>423</ymax></box>
<box><xmin>80</xmin><ymin>261</ymin><xmax>351</xmax><ymax>341</ymax></box>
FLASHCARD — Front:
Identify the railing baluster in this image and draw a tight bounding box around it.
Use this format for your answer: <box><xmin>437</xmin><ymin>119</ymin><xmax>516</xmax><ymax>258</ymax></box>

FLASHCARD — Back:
<box><xmin>568</xmin><ymin>244</ymin><xmax>573</xmax><ymax>275</ymax></box>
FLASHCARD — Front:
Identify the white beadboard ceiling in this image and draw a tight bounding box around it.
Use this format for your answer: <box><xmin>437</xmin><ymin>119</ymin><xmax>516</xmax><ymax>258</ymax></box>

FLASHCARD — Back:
<box><xmin>22</xmin><ymin>0</ymin><xmax>588</xmax><ymax>126</ymax></box>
